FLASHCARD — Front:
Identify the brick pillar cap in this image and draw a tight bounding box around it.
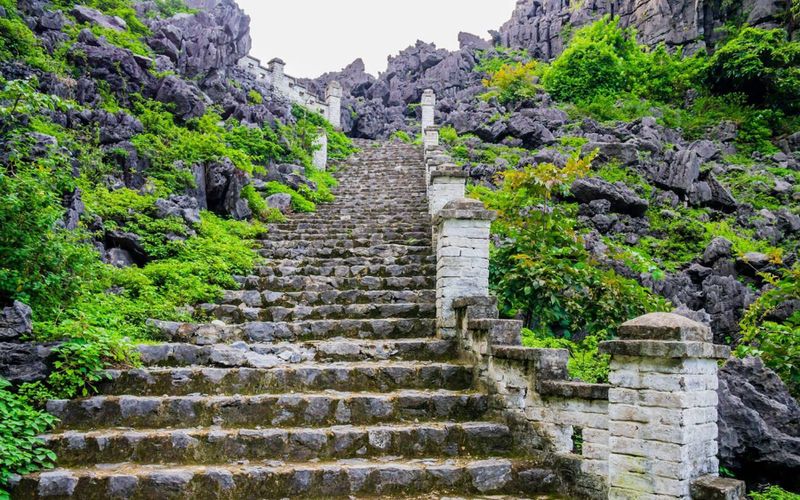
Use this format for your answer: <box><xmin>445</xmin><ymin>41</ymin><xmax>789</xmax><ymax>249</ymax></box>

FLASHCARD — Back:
<box><xmin>424</xmin><ymin>125</ymin><xmax>440</xmax><ymax>132</ymax></box>
<box><xmin>435</xmin><ymin>198</ymin><xmax>496</xmax><ymax>223</ymax></box>
<box><xmin>619</xmin><ymin>312</ymin><xmax>712</xmax><ymax>343</ymax></box>
<box><xmin>430</xmin><ymin>164</ymin><xmax>468</xmax><ymax>181</ymax></box>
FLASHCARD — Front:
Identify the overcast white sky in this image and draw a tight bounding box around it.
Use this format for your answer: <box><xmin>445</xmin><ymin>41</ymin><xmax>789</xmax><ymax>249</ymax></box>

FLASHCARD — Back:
<box><xmin>235</xmin><ymin>0</ymin><xmax>518</xmax><ymax>78</ymax></box>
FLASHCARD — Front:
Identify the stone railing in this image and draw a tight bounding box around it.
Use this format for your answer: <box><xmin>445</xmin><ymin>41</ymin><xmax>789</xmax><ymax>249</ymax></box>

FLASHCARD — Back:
<box><xmin>238</xmin><ymin>55</ymin><xmax>342</xmax><ymax>130</ymax></box>
<box><xmin>420</xmin><ymin>89</ymin><xmax>746</xmax><ymax>500</ymax></box>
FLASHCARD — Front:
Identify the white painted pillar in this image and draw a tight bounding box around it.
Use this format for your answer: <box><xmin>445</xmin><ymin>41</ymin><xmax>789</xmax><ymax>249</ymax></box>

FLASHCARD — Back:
<box><xmin>421</xmin><ymin>89</ymin><xmax>436</xmax><ymax>136</ymax></box>
<box><xmin>326</xmin><ymin>81</ymin><xmax>343</xmax><ymax>130</ymax></box>
<box><xmin>600</xmin><ymin>313</ymin><xmax>733</xmax><ymax>500</ymax></box>
<box><xmin>268</xmin><ymin>58</ymin><xmax>286</xmax><ymax>91</ymax></box>
<box><xmin>312</xmin><ymin>128</ymin><xmax>328</xmax><ymax>171</ymax></box>
<box><xmin>424</xmin><ymin>125</ymin><xmax>440</xmax><ymax>149</ymax></box>
<box><xmin>435</xmin><ymin>198</ymin><xmax>495</xmax><ymax>339</ymax></box>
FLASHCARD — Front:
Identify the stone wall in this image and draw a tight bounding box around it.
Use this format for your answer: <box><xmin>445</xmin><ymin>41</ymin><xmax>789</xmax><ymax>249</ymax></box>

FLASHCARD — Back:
<box><xmin>422</xmin><ymin>90</ymin><xmax>746</xmax><ymax>500</ymax></box>
<box><xmin>237</xmin><ymin>55</ymin><xmax>341</xmax><ymax>128</ymax></box>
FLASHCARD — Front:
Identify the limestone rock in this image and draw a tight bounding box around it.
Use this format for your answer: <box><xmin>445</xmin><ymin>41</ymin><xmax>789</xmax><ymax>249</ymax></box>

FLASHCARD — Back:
<box><xmin>718</xmin><ymin>357</ymin><xmax>800</xmax><ymax>491</ymax></box>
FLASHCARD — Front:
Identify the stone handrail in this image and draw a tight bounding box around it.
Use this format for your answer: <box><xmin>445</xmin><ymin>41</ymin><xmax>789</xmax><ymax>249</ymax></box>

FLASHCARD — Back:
<box><xmin>421</xmin><ymin>89</ymin><xmax>745</xmax><ymax>500</ymax></box>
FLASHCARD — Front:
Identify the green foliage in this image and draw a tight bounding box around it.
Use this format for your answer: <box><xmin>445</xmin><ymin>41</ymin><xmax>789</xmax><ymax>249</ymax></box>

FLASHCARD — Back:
<box><xmin>471</xmin><ymin>152</ymin><xmax>669</xmax><ymax>339</ymax></box>
<box><xmin>522</xmin><ymin>330</ymin><xmax>610</xmax><ymax>383</ymax></box>
<box><xmin>0</xmin><ymin>6</ymin><xmax>47</xmax><ymax>67</ymax></box>
<box><xmin>241</xmin><ymin>184</ymin><xmax>284</xmax><ymax>223</ymax></box>
<box><xmin>481</xmin><ymin>61</ymin><xmax>541</xmax><ymax>104</ymax></box>
<box><xmin>705</xmin><ymin>27</ymin><xmax>800</xmax><ymax>113</ymax></box>
<box><xmin>750</xmin><ymin>486</ymin><xmax>800</xmax><ymax>500</ymax></box>
<box><xmin>247</xmin><ymin>89</ymin><xmax>263</xmax><ymax>105</ymax></box>
<box><xmin>439</xmin><ymin>125</ymin><xmax>459</xmax><ymax>145</ymax></box>
<box><xmin>0</xmin><ymin>379</ymin><xmax>57</xmax><ymax>497</ymax></box>
<box><xmin>290</xmin><ymin>104</ymin><xmax>357</xmax><ymax>161</ymax></box>
<box><xmin>390</xmin><ymin>130</ymin><xmax>414</xmax><ymax>143</ymax></box>
<box><xmin>474</xmin><ymin>46</ymin><xmax>532</xmax><ymax>74</ymax></box>
<box><xmin>263</xmin><ymin>181</ymin><xmax>316</xmax><ymax>212</ymax></box>
<box><xmin>148</xmin><ymin>0</ymin><xmax>196</xmax><ymax>18</ymax></box>
<box><xmin>737</xmin><ymin>266</ymin><xmax>800</xmax><ymax>396</ymax></box>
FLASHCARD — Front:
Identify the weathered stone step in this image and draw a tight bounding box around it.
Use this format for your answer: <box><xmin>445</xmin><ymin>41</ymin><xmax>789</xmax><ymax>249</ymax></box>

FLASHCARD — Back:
<box><xmin>222</xmin><ymin>289</ymin><xmax>435</xmax><ymax>309</ymax></box>
<box><xmin>99</xmin><ymin>362</ymin><xmax>472</xmax><ymax>396</ymax></box>
<box><xmin>198</xmin><ymin>301</ymin><xmax>435</xmax><ymax>323</ymax></box>
<box><xmin>44</xmin><ymin>422</ymin><xmax>511</xmax><ymax>468</ymax></box>
<box><xmin>152</xmin><ymin>317</ymin><xmax>436</xmax><ymax>344</ymax></box>
<box><xmin>241</xmin><ymin>274</ymin><xmax>434</xmax><ymax>293</ymax></box>
<box><xmin>258</xmin><ymin>245</ymin><xmax>432</xmax><ymax>260</ymax></box>
<box><xmin>261</xmin><ymin>232</ymin><xmax>432</xmax><ymax>243</ymax></box>
<box><xmin>47</xmin><ymin>390</ymin><xmax>489</xmax><ymax>430</ymax></box>
<box><xmin>273</xmin><ymin>222</ymin><xmax>430</xmax><ymax>231</ymax></box>
<box><xmin>259</xmin><ymin>238</ymin><xmax>430</xmax><ymax>251</ymax></box>
<box><xmin>15</xmin><ymin>457</ymin><xmax>558</xmax><ymax>499</ymax></box>
<box><xmin>280</xmin><ymin>217</ymin><xmax>430</xmax><ymax>225</ymax></box>
<box><xmin>256</xmin><ymin>262</ymin><xmax>435</xmax><ymax>280</ymax></box>
<box><xmin>137</xmin><ymin>338</ymin><xmax>457</xmax><ymax>367</ymax></box>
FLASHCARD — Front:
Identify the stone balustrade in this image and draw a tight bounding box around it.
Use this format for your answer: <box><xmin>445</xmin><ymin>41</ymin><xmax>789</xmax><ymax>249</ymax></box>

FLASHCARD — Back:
<box><xmin>312</xmin><ymin>128</ymin><xmax>327</xmax><ymax>171</ymax></box>
<box><xmin>421</xmin><ymin>90</ymin><xmax>745</xmax><ymax>500</ymax></box>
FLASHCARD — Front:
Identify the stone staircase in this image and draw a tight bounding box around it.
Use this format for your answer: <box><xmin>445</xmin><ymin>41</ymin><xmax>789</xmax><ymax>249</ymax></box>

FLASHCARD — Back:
<box><xmin>14</xmin><ymin>141</ymin><xmax>561</xmax><ymax>499</ymax></box>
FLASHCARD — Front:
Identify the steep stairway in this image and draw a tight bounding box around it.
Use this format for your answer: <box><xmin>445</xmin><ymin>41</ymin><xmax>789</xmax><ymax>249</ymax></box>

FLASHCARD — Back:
<box><xmin>14</xmin><ymin>141</ymin><xmax>560</xmax><ymax>499</ymax></box>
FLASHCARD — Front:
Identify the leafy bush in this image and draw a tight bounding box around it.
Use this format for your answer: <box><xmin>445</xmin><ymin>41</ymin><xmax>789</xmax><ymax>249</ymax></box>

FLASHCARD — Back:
<box><xmin>523</xmin><ymin>330</ymin><xmax>610</xmax><ymax>383</ymax></box>
<box><xmin>736</xmin><ymin>266</ymin><xmax>800</xmax><ymax>396</ymax></box>
<box><xmin>471</xmin><ymin>151</ymin><xmax>669</xmax><ymax>339</ymax></box>
<box><xmin>705</xmin><ymin>27</ymin><xmax>800</xmax><ymax>113</ymax></box>
<box><xmin>390</xmin><ymin>130</ymin><xmax>414</xmax><ymax>143</ymax></box>
<box><xmin>0</xmin><ymin>379</ymin><xmax>58</xmax><ymax>498</ymax></box>
<box><xmin>481</xmin><ymin>61</ymin><xmax>541</xmax><ymax>104</ymax></box>
<box><xmin>750</xmin><ymin>486</ymin><xmax>800</xmax><ymax>500</ymax></box>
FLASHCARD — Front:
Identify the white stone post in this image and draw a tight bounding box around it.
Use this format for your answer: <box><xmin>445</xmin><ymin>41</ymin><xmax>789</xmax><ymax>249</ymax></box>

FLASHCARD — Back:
<box><xmin>428</xmin><ymin>164</ymin><xmax>466</xmax><ymax>217</ymax></box>
<box><xmin>424</xmin><ymin>125</ymin><xmax>440</xmax><ymax>149</ymax></box>
<box><xmin>435</xmin><ymin>198</ymin><xmax>495</xmax><ymax>339</ymax></box>
<box><xmin>268</xmin><ymin>58</ymin><xmax>286</xmax><ymax>90</ymax></box>
<box><xmin>326</xmin><ymin>81</ymin><xmax>343</xmax><ymax>130</ymax></box>
<box><xmin>312</xmin><ymin>128</ymin><xmax>327</xmax><ymax>171</ymax></box>
<box><xmin>421</xmin><ymin>89</ymin><xmax>436</xmax><ymax>136</ymax></box>
<box><xmin>600</xmin><ymin>313</ymin><xmax>734</xmax><ymax>500</ymax></box>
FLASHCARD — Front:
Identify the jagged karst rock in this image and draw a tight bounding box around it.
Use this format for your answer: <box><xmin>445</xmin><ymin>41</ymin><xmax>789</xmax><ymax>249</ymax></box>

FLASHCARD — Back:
<box><xmin>71</xmin><ymin>5</ymin><xmax>127</xmax><ymax>31</ymax></box>
<box><xmin>105</xmin><ymin>230</ymin><xmax>149</xmax><ymax>266</ymax></box>
<box><xmin>0</xmin><ymin>301</ymin><xmax>32</xmax><ymax>341</ymax></box>
<box><xmin>154</xmin><ymin>75</ymin><xmax>207</xmax><ymax>121</ymax></box>
<box><xmin>718</xmin><ymin>357</ymin><xmax>800</xmax><ymax>491</ymax></box>
<box><xmin>155</xmin><ymin>195</ymin><xmax>202</xmax><ymax>225</ymax></box>
<box><xmin>147</xmin><ymin>0</ymin><xmax>251</xmax><ymax>77</ymax></box>
<box><xmin>571</xmin><ymin>178</ymin><xmax>649</xmax><ymax>217</ymax></box>
<box><xmin>265</xmin><ymin>193</ymin><xmax>292</xmax><ymax>213</ymax></box>
<box><xmin>0</xmin><ymin>342</ymin><xmax>56</xmax><ymax>384</ymax></box>
<box><xmin>204</xmin><ymin>158</ymin><xmax>252</xmax><ymax>220</ymax></box>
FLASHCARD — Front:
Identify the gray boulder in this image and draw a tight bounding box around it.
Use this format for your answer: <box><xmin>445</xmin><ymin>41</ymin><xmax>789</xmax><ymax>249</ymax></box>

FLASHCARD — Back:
<box><xmin>205</xmin><ymin>158</ymin><xmax>252</xmax><ymax>220</ymax></box>
<box><xmin>656</xmin><ymin>148</ymin><xmax>701</xmax><ymax>194</ymax></box>
<box><xmin>265</xmin><ymin>193</ymin><xmax>292</xmax><ymax>213</ymax></box>
<box><xmin>0</xmin><ymin>302</ymin><xmax>32</xmax><ymax>341</ymax></box>
<box><xmin>571</xmin><ymin>178</ymin><xmax>649</xmax><ymax>217</ymax></box>
<box><xmin>71</xmin><ymin>5</ymin><xmax>127</xmax><ymax>31</ymax></box>
<box><xmin>719</xmin><ymin>357</ymin><xmax>800</xmax><ymax>491</ymax></box>
<box><xmin>154</xmin><ymin>75</ymin><xmax>206</xmax><ymax>121</ymax></box>
<box><xmin>0</xmin><ymin>342</ymin><xmax>56</xmax><ymax>384</ymax></box>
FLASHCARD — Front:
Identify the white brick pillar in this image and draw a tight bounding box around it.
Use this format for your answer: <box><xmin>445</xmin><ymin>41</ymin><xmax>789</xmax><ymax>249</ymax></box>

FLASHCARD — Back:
<box><xmin>326</xmin><ymin>81</ymin><xmax>343</xmax><ymax>130</ymax></box>
<box><xmin>428</xmin><ymin>164</ymin><xmax>466</xmax><ymax>217</ymax></box>
<box><xmin>421</xmin><ymin>89</ymin><xmax>436</xmax><ymax>136</ymax></box>
<box><xmin>435</xmin><ymin>198</ymin><xmax>496</xmax><ymax>339</ymax></box>
<box><xmin>424</xmin><ymin>125</ymin><xmax>440</xmax><ymax>149</ymax></box>
<box><xmin>312</xmin><ymin>128</ymin><xmax>327</xmax><ymax>171</ymax></box>
<box><xmin>268</xmin><ymin>57</ymin><xmax>286</xmax><ymax>90</ymax></box>
<box><xmin>600</xmin><ymin>313</ymin><xmax>733</xmax><ymax>500</ymax></box>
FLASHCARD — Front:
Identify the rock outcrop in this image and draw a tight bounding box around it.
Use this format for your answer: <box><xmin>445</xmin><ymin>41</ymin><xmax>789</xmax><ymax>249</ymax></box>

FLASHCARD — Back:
<box><xmin>719</xmin><ymin>357</ymin><xmax>800</xmax><ymax>491</ymax></box>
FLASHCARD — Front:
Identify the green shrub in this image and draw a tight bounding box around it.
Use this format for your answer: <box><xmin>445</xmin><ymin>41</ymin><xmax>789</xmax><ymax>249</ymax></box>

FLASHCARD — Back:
<box><xmin>481</xmin><ymin>61</ymin><xmax>541</xmax><ymax>104</ymax></box>
<box><xmin>390</xmin><ymin>130</ymin><xmax>414</xmax><ymax>143</ymax></box>
<box><xmin>736</xmin><ymin>266</ymin><xmax>800</xmax><ymax>396</ymax></box>
<box><xmin>472</xmin><ymin>151</ymin><xmax>669</xmax><ymax>339</ymax></box>
<box><xmin>705</xmin><ymin>27</ymin><xmax>800</xmax><ymax>113</ymax></box>
<box><xmin>247</xmin><ymin>89</ymin><xmax>263</xmax><ymax>105</ymax></box>
<box><xmin>0</xmin><ymin>379</ymin><xmax>58</xmax><ymax>498</ymax></box>
<box><xmin>750</xmin><ymin>486</ymin><xmax>800</xmax><ymax>500</ymax></box>
<box><xmin>523</xmin><ymin>330</ymin><xmax>611</xmax><ymax>383</ymax></box>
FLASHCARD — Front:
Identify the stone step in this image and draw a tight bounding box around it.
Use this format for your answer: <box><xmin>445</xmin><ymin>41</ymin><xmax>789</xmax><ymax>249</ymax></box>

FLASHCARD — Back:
<box><xmin>152</xmin><ymin>317</ymin><xmax>436</xmax><ymax>344</ymax></box>
<box><xmin>137</xmin><ymin>338</ymin><xmax>457</xmax><ymax>367</ymax></box>
<box><xmin>261</xmin><ymin>232</ymin><xmax>432</xmax><ymax>243</ymax></box>
<box><xmin>44</xmin><ymin>422</ymin><xmax>511</xmax><ymax>468</ymax></box>
<box><xmin>258</xmin><ymin>246</ymin><xmax>432</xmax><ymax>260</ymax></box>
<box><xmin>198</xmin><ymin>301</ymin><xmax>435</xmax><ymax>323</ymax></box>
<box><xmin>222</xmin><ymin>289</ymin><xmax>435</xmax><ymax>309</ymax></box>
<box><xmin>272</xmin><ymin>222</ymin><xmax>430</xmax><ymax>232</ymax></box>
<box><xmin>258</xmin><ymin>238</ymin><xmax>430</xmax><ymax>250</ymax></box>
<box><xmin>255</xmin><ymin>262</ymin><xmax>435</xmax><ymax>279</ymax></box>
<box><xmin>15</xmin><ymin>457</ymin><xmax>558</xmax><ymax>499</ymax></box>
<box><xmin>253</xmin><ymin>255</ymin><xmax>436</xmax><ymax>272</ymax></box>
<box><xmin>46</xmin><ymin>390</ymin><xmax>489</xmax><ymax>430</ymax></box>
<box><xmin>99</xmin><ymin>362</ymin><xmax>472</xmax><ymax>396</ymax></box>
<box><xmin>240</xmin><ymin>274</ymin><xmax>434</xmax><ymax>293</ymax></box>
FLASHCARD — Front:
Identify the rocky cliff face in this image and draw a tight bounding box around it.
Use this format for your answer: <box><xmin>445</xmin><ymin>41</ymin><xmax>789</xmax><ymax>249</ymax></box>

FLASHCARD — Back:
<box><xmin>495</xmin><ymin>0</ymin><xmax>791</xmax><ymax>60</ymax></box>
